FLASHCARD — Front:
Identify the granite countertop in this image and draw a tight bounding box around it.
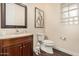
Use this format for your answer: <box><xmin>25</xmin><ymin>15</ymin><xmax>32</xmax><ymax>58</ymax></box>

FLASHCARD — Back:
<box><xmin>0</xmin><ymin>33</ymin><xmax>33</xmax><ymax>39</ymax></box>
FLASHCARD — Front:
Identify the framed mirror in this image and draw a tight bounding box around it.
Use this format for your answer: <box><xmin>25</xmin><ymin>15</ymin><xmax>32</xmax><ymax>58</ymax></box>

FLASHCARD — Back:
<box><xmin>1</xmin><ymin>3</ymin><xmax>27</xmax><ymax>28</ymax></box>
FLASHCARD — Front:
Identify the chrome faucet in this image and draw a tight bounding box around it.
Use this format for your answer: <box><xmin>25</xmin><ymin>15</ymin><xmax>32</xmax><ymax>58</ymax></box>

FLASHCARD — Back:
<box><xmin>24</xmin><ymin>30</ymin><xmax>27</xmax><ymax>33</ymax></box>
<box><xmin>16</xmin><ymin>29</ymin><xmax>19</xmax><ymax>33</ymax></box>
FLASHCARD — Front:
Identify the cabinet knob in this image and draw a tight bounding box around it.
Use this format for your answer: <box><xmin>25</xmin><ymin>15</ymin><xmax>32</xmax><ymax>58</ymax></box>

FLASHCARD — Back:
<box><xmin>23</xmin><ymin>46</ymin><xmax>25</xmax><ymax>47</ymax></box>
<box><xmin>20</xmin><ymin>47</ymin><xmax>22</xmax><ymax>48</ymax></box>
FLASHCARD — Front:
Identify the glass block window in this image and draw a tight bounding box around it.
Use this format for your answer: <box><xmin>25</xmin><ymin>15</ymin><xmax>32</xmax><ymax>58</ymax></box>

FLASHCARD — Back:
<box><xmin>61</xmin><ymin>3</ymin><xmax>79</xmax><ymax>24</ymax></box>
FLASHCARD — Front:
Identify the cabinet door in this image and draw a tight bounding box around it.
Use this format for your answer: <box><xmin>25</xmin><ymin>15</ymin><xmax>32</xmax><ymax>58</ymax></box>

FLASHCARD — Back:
<box><xmin>23</xmin><ymin>41</ymin><xmax>33</xmax><ymax>56</ymax></box>
<box><xmin>3</xmin><ymin>44</ymin><xmax>22</xmax><ymax>56</ymax></box>
<box><xmin>0</xmin><ymin>40</ymin><xmax>3</xmax><ymax>56</ymax></box>
<box><xmin>0</xmin><ymin>47</ymin><xmax>3</xmax><ymax>56</ymax></box>
<box><xmin>29</xmin><ymin>42</ymin><xmax>33</xmax><ymax>56</ymax></box>
<box><xmin>22</xmin><ymin>42</ymin><xmax>28</xmax><ymax>56</ymax></box>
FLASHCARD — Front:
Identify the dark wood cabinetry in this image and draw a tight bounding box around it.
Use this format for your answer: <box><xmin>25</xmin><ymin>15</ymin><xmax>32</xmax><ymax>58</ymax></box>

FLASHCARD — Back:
<box><xmin>0</xmin><ymin>35</ymin><xmax>33</xmax><ymax>56</ymax></box>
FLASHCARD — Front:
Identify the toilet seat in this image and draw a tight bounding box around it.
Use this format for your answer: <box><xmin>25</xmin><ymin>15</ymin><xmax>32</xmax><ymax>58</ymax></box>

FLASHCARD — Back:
<box><xmin>42</xmin><ymin>40</ymin><xmax>54</xmax><ymax>44</ymax></box>
<box><xmin>42</xmin><ymin>40</ymin><xmax>54</xmax><ymax>47</ymax></box>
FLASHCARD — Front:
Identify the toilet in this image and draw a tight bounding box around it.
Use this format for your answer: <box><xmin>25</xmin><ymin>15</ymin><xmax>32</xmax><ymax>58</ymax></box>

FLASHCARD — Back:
<box><xmin>37</xmin><ymin>33</ymin><xmax>54</xmax><ymax>54</ymax></box>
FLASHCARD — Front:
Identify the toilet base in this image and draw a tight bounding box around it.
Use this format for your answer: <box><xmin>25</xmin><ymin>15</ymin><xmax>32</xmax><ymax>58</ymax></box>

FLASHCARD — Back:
<box><xmin>41</xmin><ymin>44</ymin><xmax>53</xmax><ymax>54</ymax></box>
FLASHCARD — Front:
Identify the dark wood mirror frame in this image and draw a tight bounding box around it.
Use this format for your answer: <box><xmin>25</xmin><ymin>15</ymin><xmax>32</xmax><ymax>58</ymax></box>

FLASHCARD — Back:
<box><xmin>1</xmin><ymin>3</ymin><xmax>27</xmax><ymax>28</ymax></box>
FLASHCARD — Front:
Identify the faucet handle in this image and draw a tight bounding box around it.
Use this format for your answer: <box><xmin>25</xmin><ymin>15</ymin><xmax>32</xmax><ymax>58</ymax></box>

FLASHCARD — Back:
<box><xmin>24</xmin><ymin>30</ymin><xmax>27</xmax><ymax>33</ymax></box>
<box><xmin>16</xmin><ymin>29</ymin><xmax>19</xmax><ymax>32</ymax></box>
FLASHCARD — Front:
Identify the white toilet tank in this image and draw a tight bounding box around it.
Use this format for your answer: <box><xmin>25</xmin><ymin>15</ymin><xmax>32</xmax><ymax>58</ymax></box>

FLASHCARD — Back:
<box><xmin>37</xmin><ymin>33</ymin><xmax>45</xmax><ymax>41</ymax></box>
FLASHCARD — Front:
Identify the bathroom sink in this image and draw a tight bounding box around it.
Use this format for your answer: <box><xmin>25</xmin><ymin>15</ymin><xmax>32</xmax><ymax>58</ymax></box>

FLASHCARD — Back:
<box><xmin>0</xmin><ymin>33</ymin><xmax>33</xmax><ymax>39</ymax></box>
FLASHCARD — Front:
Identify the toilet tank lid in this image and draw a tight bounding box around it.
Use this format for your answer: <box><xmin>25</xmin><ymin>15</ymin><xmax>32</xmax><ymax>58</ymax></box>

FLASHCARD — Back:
<box><xmin>43</xmin><ymin>40</ymin><xmax>54</xmax><ymax>44</ymax></box>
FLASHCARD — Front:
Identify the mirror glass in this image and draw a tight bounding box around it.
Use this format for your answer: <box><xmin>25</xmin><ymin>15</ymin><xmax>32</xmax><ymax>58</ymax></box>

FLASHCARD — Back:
<box><xmin>0</xmin><ymin>4</ymin><xmax>1</xmax><ymax>28</ymax></box>
<box><xmin>6</xmin><ymin>4</ymin><xmax>25</xmax><ymax>26</ymax></box>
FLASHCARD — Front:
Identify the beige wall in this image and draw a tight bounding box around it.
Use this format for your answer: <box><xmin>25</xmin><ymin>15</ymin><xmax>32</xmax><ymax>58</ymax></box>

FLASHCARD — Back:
<box><xmin>45</xmin><ymin>3</ymin><xmax>79</xmax><ymax>55</ymax></box>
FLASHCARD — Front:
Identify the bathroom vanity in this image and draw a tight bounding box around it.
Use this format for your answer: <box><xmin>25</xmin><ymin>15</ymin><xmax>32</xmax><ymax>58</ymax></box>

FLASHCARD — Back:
<box><xmin>0</xmin><ymin>3</ymin><xmax>33</xmax><ymax>56</ymax></box>
<box><xmin>0</xmin><ymin>34</ymin><xmax>33</xmax><ymax>56</ymax></box>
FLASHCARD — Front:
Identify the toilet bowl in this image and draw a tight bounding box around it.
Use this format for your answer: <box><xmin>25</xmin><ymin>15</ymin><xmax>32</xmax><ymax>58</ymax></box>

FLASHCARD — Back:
<box><xmin>37</xmin><ymin>33</ymin><xmax>54</xmax><ymax>54</ymax></box>
<box><xmin>41</xmin><ymin>40</ymin><xmax>54</xmax><ymax>54</ymax></box>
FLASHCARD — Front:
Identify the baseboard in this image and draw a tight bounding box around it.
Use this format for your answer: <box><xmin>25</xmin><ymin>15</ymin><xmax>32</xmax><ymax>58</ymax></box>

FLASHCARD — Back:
<box><xmin>54</xmin><ymin>46</ymin><xmax>79</xmax><ymax>56</ymax></box>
